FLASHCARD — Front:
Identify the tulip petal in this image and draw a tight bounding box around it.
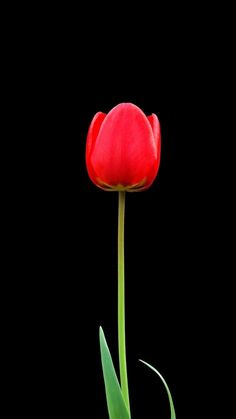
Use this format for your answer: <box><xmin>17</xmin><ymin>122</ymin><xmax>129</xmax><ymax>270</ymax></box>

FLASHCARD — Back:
<box><xmin>86</xmin><ymin>112</ymin><xmax>106</xmax><ymax>185</ymax></box>
<box><xmin>86</xmin><ymin>112</ymin><xmax>106</xmax><ymax>159</ymax></box>
<box><xmin>144</xmin><ymin>114</ymin><xmax>161</xmax><ymax>189</ymax></box>
<box><xmin>147</xmin><ymin>114</ymin><xmax>161</xmax><ymax>145</ymax></box>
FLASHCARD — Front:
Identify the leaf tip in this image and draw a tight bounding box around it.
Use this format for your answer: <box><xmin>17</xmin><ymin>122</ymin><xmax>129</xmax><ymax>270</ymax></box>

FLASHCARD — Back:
<box><xmin>99</xmin><ymin>326</ymin><xmax>105</xmax><ymax>345</ymax></box>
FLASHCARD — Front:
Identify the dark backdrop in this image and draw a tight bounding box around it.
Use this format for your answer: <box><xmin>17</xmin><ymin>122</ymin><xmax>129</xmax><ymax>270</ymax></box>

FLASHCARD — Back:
<box><xmin>12</xmin><ymin>4</ymin><xmax>224</xmax><ymax>419</ymax></box>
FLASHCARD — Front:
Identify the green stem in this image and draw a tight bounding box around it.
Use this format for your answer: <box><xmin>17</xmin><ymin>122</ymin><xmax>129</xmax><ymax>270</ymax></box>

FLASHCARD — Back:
<box><xmin>118</xmin><ymin>191</ymin><xmax>130</xmax><ymax>415</ymax></box>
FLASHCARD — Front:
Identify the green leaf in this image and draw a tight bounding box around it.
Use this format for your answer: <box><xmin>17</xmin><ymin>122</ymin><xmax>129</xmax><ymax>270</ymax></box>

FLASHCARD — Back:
<box><xmin>99</xmin><ymin>327</ymin><xmax>131</xmax><ymax>419</ymax></box>
<box><xmin>139</xmin><ymin>359</ymin><xmax>176</xmax><ymax>419</ymax></box>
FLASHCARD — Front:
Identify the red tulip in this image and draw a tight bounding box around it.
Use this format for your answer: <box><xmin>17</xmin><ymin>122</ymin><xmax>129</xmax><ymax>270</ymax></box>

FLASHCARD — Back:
<box><xmin>86</xmin><ymin>103</ymin><xmax>161</xmax><ymax>191</ymax></box>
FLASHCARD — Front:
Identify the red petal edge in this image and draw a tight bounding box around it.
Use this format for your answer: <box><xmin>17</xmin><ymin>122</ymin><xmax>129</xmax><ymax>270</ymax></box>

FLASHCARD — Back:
<box><xmin>86</xmin><ymin>112</ymin><xmax>106</xmax><ymax>185</ymax></box>
<box><xmin>147</xmin><ymin>114</ymin><xmax>161</xmax><ymax>144</ymax></box>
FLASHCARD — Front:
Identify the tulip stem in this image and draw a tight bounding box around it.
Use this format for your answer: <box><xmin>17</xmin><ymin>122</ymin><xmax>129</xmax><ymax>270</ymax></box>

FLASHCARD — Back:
<box><xmin>118</xmin><ymin>191</ymin><xmax>130</xmax><ymax>415</ymax></box>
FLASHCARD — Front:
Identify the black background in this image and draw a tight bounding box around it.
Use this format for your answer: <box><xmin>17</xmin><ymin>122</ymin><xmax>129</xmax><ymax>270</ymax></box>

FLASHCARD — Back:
<box><xmin>9</xmin><ymin>3</ymin><xmax>227</xmax><ymax>418</ymax></box>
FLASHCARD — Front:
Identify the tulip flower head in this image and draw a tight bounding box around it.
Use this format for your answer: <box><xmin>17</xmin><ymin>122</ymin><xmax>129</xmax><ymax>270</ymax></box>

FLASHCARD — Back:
<box><xmin>86</xmin><ymin>103</ymin><xmax>161</xmax><ymax>191</ymax></box>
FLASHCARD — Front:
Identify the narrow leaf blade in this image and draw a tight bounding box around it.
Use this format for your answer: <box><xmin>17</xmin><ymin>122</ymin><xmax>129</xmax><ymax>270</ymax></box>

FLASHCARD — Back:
<box><xmin>140</xmin><ymin>359</ymin><xmax>176</xmax><ymax>419</ymax></box>
<box><xmin>99</xmin><ymin>327</ymin><xmax>131</xmax><ymax>419</ymax></box>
